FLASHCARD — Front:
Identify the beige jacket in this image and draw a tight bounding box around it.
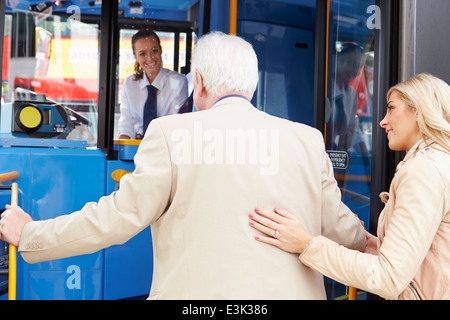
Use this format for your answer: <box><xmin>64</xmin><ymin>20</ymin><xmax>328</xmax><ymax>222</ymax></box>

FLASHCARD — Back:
<box><xmin>19</xmin><ymin>97</ymin><xmax>365</xmax><ymax>299</ymax></box>
<box><xmin>300</xmin><ymin>139</ymin><xmax>450</xmax><ymax>299</ymax></box>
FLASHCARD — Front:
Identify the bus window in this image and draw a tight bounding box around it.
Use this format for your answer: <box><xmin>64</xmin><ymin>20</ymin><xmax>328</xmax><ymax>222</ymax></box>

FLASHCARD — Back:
<box><xmin>114</xmin><ymin>24</ymin><xmax>195</xmax><ymax>140</ymax></box>
<box><xmin>2</xmin><ymin>3</ymin><xmax>102</xmax><ymax>147</ymax></box>
<box><xmin>324</xmin><ymin>0</ymin><xmax>375</xmax><ymax>299</ymax></box>
<box><xmin>2</xmin><ymin>15</ymin><xmax>12</xmax><ymax>103</ymax></box>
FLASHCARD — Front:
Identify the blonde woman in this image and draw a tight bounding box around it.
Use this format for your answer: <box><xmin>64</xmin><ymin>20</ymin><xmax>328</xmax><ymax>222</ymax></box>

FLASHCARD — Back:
<box><xmin>250</xmin><ymin>73</ymin><xmax>450</xmax><ymax>300</ymax></box>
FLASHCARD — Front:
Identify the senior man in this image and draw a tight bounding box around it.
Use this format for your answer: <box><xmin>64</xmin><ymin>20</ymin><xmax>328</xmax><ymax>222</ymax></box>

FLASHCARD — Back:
<box><xmin>0</xmin><ymin>31</ymin><xmax>365</xmax><ymax>299</ymax></box>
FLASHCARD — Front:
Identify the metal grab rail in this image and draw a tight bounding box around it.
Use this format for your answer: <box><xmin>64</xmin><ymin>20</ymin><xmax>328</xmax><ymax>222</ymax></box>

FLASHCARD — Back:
<box><xmin>0</xmin><ymin>171</ymin><xmax>19</xmax><ymax>300</ymax></box>
<box><xmin>0</xmin><ymin>172</ymin><xmax>19</xmax><ymax>184</ymax></box>
<box><xmin>229</xmin><ymin>0</ymin><xmax>238</xmax><ymax>35</ymax></box>
<box><xmin>8</xmin><ymin>183</ymin><xmax>18</xmax><ymax>300</ymax></box>
<box><xmin>349</xmin><ymin>286</ymin><xmax>357</xmax><ymax>300</ymax></box>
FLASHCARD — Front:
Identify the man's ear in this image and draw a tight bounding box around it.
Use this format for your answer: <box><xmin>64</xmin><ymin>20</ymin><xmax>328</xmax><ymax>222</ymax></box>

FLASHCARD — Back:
<box><xmin>196</xmin><ymin>71</ymin><xmax>206</xmax><ymax>97</ymax></box>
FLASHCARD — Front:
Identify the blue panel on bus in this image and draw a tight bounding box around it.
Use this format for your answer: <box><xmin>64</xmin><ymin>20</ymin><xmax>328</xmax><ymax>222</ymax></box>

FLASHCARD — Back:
<box><xmin>103</xmin><ymin>157</ymin><xmax>153</xmax><ymax>300</ymax></box>
<box><xmin>28</xmin><ymin>148</ymin><xmax>106</xmax><ymax>220</ymax></box>
<box><xmin>238</xmin><ymin>0</ymin><xmax>316</xmax><ymax>31</ymax></box>
<box><xmin>103</xmin><ymin>227</ymin><xmax>153</xmax><ymax>300</ymax></box>
<box><xmin>26</xmin><ymin>148</ymin><xmax>106</xmax><ymax>299</ymax></box>
<box><xmin>239</xmin><ymin>20</ymin><xmax>315</xmax><ymax>126</ymax></box>
<box><xmin>0</xmin><ymin>147</ymin><xmax>107</xmax><ymax>299</ymax></box>
<box><xmin>28</xmin><ymin>268</ymin><xmax>103</xmax><ymax>300</ymax></box>
<box><xmin>0</xmin><ymin>148</ymin><xmax>31</xmax><ymax>300</ymax></box>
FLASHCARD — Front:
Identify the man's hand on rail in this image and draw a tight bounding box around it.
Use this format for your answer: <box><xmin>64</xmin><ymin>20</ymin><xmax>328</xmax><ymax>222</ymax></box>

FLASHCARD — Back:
<box><xmin>0</xmin><ymin>205</ymin><xmax>33</xmax><ymax>247</ymax></box>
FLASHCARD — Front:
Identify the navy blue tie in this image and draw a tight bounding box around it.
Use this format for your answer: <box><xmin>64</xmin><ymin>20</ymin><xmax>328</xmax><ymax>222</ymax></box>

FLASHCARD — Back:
<box><xmin>334</xmin><ymin>94</ymin><xmax>346</xmax><ymax>133</ymax></box>
<box><xmin>143</xmin><ymin>85</ymin><xmax>157</xmax><ymax>135</ymax></box>
<box><xmin>334</xmin><ymin>94</ymin><xmax>349</xmax><ymax>150</ymax></box>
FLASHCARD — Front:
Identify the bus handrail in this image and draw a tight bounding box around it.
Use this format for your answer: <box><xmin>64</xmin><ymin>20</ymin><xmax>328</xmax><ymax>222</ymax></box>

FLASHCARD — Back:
<box><xmin>8</xmin><ymin>182</ymin><xmax>18</xmax><ymax>300</ymax></box>
<box><xmin>0</xmin><ymin>171</ymin><xmax>19</xmax><ymax>184</ymax></box>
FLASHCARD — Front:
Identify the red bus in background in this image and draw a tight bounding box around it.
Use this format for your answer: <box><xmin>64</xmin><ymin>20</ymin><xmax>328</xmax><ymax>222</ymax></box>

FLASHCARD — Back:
<box><xmin>1</xmin><ymin>35</ymin><xmax>10</xmax><ymax>101</ymax></box>
<box><xmin>3</xmin><ymin>25</ymin><xmax>185</xmax><ymax>106</ymax></box>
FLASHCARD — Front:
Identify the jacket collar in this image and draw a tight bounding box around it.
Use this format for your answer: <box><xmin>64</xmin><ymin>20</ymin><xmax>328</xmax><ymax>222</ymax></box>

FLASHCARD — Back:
<box><xmin>210</xmin><ymin>96</ymin><xmax>257</xmax><ymax>113</ymax></box>
<box><xmin>396</xmin><ymin>138</ymin><xmax>437</xmax><ymax>172</ymax></box>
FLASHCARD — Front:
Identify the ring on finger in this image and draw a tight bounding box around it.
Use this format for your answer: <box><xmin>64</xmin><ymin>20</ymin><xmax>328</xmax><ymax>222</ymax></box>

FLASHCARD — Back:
<box><xmin>274</xmin><ymin>230</ymin><xmax>279</xmax><ymax>239</ymax></box>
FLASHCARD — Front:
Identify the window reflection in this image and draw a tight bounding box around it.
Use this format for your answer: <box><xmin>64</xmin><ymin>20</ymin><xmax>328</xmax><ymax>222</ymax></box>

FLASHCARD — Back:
<box><xmin>325</xmin><ymin>0</ymin><xmax>375</xmax><ymax>300</ymax></box>
<box><xmin>2</xmin><ymin>7</ymin><xmax>101</xmax><ymax>147</ymax></box>
<box><xmin>114</xmin><ymin>29</ymin><xmax>192</xmax><ymax>140</ymax></box>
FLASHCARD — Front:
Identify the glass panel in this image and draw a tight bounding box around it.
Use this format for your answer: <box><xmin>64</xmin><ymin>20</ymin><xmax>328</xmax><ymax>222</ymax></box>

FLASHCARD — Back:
<box><xmin>112</xmin><ymin>1</ymin><xmax>199</xmax><ymax>141</ymax></box>
<box><xmin>239</xmin><ymin>4</ymin><xmax>316</xmax><ymax>126</ymax></box>
<box><xmin>325</xmin><ymin>0</ymin><xmax>376</xmax><ymax>300</ymax></box>
<box><xmin>1</xmin><ymin>2</ymin><xmax>102</xmax><ymax>147</ymax></box>
<box><xmin>159</xmin><ymin>31</ymin><xmax>176</xmax><ymax>70</ymax></box>
<box><xmin>1</xmin><ymin>15</ymin><xmax>12</xmax><ymax>104</ymax></box>
<box><xmin>179</xmin><ymin>32</ymin><xmax>187</xmax><ymax>74</ymax></box>
<box><xmin>115</xmin><ymin>29</ymin><xmax>191</xmax><ymax>139</ymax></box>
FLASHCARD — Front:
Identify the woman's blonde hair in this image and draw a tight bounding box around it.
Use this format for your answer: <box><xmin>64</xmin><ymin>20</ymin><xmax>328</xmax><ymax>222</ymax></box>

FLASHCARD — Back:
<box><xmin>387</xmin><ymin>73</ymin><xmax>450</xmax><ymax>151</ymax></box>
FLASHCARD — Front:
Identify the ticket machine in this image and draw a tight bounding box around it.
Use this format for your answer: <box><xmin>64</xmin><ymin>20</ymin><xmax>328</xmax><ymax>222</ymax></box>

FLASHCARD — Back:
<box><xmin>0</xmin><ymin>100</ymin><xmax>152</xmax><ymax>299</ymax></box>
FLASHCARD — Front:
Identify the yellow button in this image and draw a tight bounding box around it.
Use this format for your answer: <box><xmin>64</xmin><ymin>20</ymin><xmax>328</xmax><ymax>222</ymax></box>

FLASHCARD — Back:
<box><xmin>19</xmin><ymin>106</ymin><xmax>42</xmax><ymax>129</ymax></box>
<box><xmin>111</xmin><ymin>169</ymin><xmax>132</xmax><ymax>182</ymax></box>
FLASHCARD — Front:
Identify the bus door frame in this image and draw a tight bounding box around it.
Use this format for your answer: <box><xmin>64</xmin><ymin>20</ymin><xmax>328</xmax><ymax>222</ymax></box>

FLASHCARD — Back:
<box><xmin>313</xmin><ymin>0</ymin><xmax>401</xmax><ymax>244</ymax></box>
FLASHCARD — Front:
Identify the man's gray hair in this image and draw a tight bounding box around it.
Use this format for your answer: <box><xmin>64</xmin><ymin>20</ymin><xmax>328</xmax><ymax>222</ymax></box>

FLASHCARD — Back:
<box><xmin>191</xmin><ymin>31</ymin><xmax>259</xmax><ymax>100</ymax></box>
